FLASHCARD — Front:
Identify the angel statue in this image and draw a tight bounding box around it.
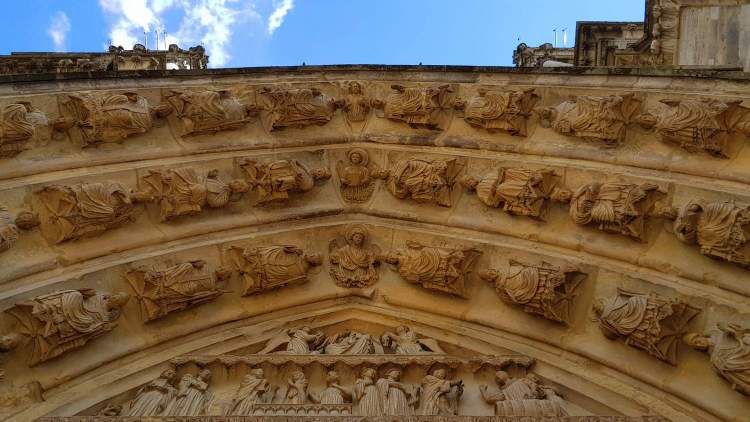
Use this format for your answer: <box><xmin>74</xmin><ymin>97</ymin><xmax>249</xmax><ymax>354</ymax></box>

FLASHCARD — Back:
<box><xmin>259</xmin><ymin>326</ymin><xmax>326</xmax><ymax>354</ymax></box>
<box><xmin>385</xmin><ymin>158</ymin><xmax>464</xmax><ymax>207</ymax></box>
<box><xmin>381</xmin><ymin>325</ymin><xmax>445</xmax><ymax>354</ymax></box>
<box><xmin>328</xmin><ymin>225</ymin><xmax>382</xmax><ymax>288</ymax></box>
<box><xmin>335</xmin><ymin>148</ymin><xmax>388</xmax><ymax>203</ymax></box>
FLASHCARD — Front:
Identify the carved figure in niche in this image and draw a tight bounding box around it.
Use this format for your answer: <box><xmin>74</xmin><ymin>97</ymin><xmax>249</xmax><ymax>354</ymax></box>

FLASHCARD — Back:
<box><xmin>684</xmin><ymin>322</ymin><xmax>750</xmax><ymax>396</ymax></box>
<box><xmin>0</xmin><ymin>205</ymin><xmax>39</xmax><ymax>253</ymax></box>
<box><xmin>374</xmin><ymin>84</ymin><xmax>454</xmax><ymax>129</ymax></box>
<box><xmin>259</xmin><ymin>326</ymin><xmax>325</xmax><ymax>354</ymax></box>
<box><xmin>537</xmin><ymin>94</ymin><xmax>642</xmax><ymax>145</ymax></box>
<box><xmin>419</xmin><ymin>367</ymin><xmax>463</xmax><ymax>415</ymax></box>
<box><xmin>385</xmin><ymin>158</ymin><xmax>463</xmax><ymax>207</ymax></box>
<box><xmin>458</xmin><ymin>88</ymin><xmax>540</xmax><ymax>136</ymax></box>
<box><xmin>377</xmin><ymin>366</ymin><xmax>417</xmax><ymax>415</ymax></box>
<box><xmin>665</xmin><ymin>200</ymin><xmax>750</xmax><ymax>268</ymax></box>
<box><xmin>7</xmin><ymin>288</ymin><xmax>129</xmax><ymax>366</ymax></box>
<box><xmin>0</xmin><ymin>102</ymin><xmax>49</xmax><ymax>157</ymax></box>
<box><xmin>137</xmin><ymin>168</ymin><xmax>249</xmax><ymax>221</ymax></box>
<box><xmin>125</xmin><ymin>369</ymin><xmax>178</xmax><ymax>416</ymax></box>
<box><xmin>480</xmin><ymin>370</ymin><xmax>567</xmax><ymax>416</ymax></box>
<box><xmin>226</xmin><ymin>245</ymin><xmax>322</xmax><ymax>295</ymax></box>
<box><xmin>385</xmin><ymin>241</ymin><xmax>482</xmax><ymax>298</ymax></box>
<box><xmin>239</xmin><ymin>158</ymin><xmax>331</xmax><ymax>204</ymax></box>
<box><xmin>479</xmin><ymin>261</ymin><xmax>586</xmax><ymax>325</ymax></box>
<box><xmin>311</xmin><ymin>370</ymin><xmax>351</xmax><ymax>405</ymax></box>
<box><xmin>229</xmin><ymin>368</ymin><xmax>270</xmax><ymax>415</ymax></box>
<box><xmin>126</xmin><ymin>260</ymin><xmax>230</xmax><ymax>322</ymax></box>
<box><xmin>164</xmin><ymin>89</ymin><xmax>253</xmax><ymax>136</ymax></box>
<box><xmin>54</xmin><ymin>92</ymin><xmax>172</xmax><ymax>147</ymax></box>
<box><xmin>329</xmin><ymin>225</ymin><xmax>381</xmax><ymax>288</ymax></box>
<box><xmin>337</xmin><ymin>81</ymin><xmax>371</xmax><ymax>123</ymax></box>
<box><xmin>283</xmin><ymin>370</ymin><xmax>308</xmax><ymax>404</ymax></box>
<box><xmin>258</xmin><ymin>86</ymin><xmax>336</xmax><ymax>130</ymax></box>
<box><xmin>354</xmin><ymin>367</ymin><xmax>382</xmax><ymax>416</ymax></box>
<box><xmin>35</xmin><ymin>181</ymin><xmax>141</xmax><ymax>244</ymax></box>
<box><xmin>336</xmin><ymin>149</ymin><xmax>388</xmax><ymax>203</ymax></box>
<box><xmin>638</xmin><ymin>99</ymin><xmax>750</xmax><ymax>158</ymax></box>
<box><xmin>323</xmin><ymin>330</ymin><xmax>382</xmax><ymax>355</ymax></box>
<box><xmin>163</xmin><ymin>369</ymin><xmax>212</xmax><ymax>416</ymax></box>
<box><xmin>462</xmin><ymin>168</ymin><xmax>571</xmax><ymax>219</ymax></box>
<box><xmin>592</xmin><ymin>289</ymin><xmax>700</xmax><ymax>365</ymax></box>
<box><xmin>569</xmin><ymin>181</ymin><xmax>659</xmax><ymax>241</ymax></box>
<box><xmin>381</xmin><ymin>325</ymin><xmax>444</xmax><ymax>354</ymax></box>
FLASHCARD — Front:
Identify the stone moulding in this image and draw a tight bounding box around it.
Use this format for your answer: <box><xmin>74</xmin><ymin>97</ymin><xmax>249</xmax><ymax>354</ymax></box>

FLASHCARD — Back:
<box><xmin>38</xmin><ymin>416</ymin><xmax>668</xmax><ymax>421</ymax></box>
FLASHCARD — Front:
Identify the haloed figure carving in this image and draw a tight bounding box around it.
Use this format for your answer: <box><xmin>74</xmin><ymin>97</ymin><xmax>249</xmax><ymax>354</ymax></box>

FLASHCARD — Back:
<box><xmin>329</xmin><ymin>225</ymin><xmax>381</xmax><ymax>288</ymax></box>
<box><xmin>336</xmin><ymin>148</ymin><xmax>387</xmax><ymax>203</ymax></box>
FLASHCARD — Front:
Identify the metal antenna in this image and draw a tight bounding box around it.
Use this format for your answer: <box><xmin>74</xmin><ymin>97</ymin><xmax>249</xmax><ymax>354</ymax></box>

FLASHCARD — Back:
<box><xmin>553</xmin><ymin>29</ymin><xmax>557</xmax><ymax>47</ymax></box>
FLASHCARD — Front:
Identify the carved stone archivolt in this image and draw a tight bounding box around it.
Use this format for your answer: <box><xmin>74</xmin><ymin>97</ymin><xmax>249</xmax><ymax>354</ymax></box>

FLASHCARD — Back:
<box><xmin>480</xmin><ymin>370</ymin><xmax>567</xmax><ymax>417</ymax></box>
<box><xmin>461</xmin><ymin>167</ymin><xmax>571</xmax><ymax>219</ymax></box>
<box><xmin>374</xmin><ymin>84</ymin><xmax>455</xmax><ymax>130</ymax></box>
<box><xmin>455</xmin><ymin>88</ymin><xmax>539</xmax><ymax>136</ymax></box>
<box><xmin>225</xmin><ymin>245</ymin><xmax>322</xmax><ymax>295</ymax></box>
<box><xmin>592</xmin><ymin>289</ymin><xmax>700</xmax><ymax>365</ymax></box>
<box><xmin>0</xmin><ymin>205</ymin><xmax>39</xmax><ymax>253</ymax></box>
<box><xmin>239</xmin><ymin>158</ymin><xmax>331</xmax><ymax>205</ymax></box>
<box><xmin>328</xmin><ymin>225</ymin><xmax>381</xmax><ymax>288</ymax></box>
<box><xmin>257</xmin><ymin>87</ymin><xmax>336</xmax><ymax>130</ymax></box>
<box><xmin>6</xmin><ymin>288</ymin><xmax>129</xmax><ymax>366</ymax></box>
<box><xmin>385</xmin><ymin>158</ymin><xmax>464</xmax><ymax>207</ymax></box>
<box><xmin>684</xmin><ymin>322</ymin><xmax>750</xmax><ymax>396</ymax></box>
<box><xmin>479</xmin><ymin>260</ymin><xmax>586</xmax><ymax>325</ymax></box>
<box><xmin>164</xmin><ymin>89</ymin><xmax>254</xmax><ymax>136</ymax></box>
<box><xmin>0</xmin><ymin>102</ymin><xmax>49</xmax><ymax>157</ymax></box>
<box><xmin>336</xmin><ymin>148</ymin><xmax>387</xmax><ymax>203</ymax></box>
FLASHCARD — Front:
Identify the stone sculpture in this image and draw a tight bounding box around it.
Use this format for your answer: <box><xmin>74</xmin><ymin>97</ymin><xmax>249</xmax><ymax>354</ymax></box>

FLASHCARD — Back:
<box><xmin>283</xmin><ymin>370</ymin><xmax>309</xmax><ymax>404</ymax></box>
<box><xmin>461</xmin><ymin>167</ymin><xmax>572</xmax><ymax>219</ymax></box>
<box><xmin>380</xmin><ymin>325</ymin><xmax>445</xmax><ymax>354</ymax></box>
<box><xmin>323</xmin><ymin>330</ymin><xmax>382</xmax><ymax>355</ymax></box>
<box><xmin>354</xmin><ymin>367</ymin><xmax>382</xmax><ymax>416</ymax></box>
<box><xmin>0</xmin><ymin>382</ymin><xmax>43</xmax><ymax>420</ymax></box>
<box><xmin>239</xmin><ymin>158</ymin><xmax>331</xmax><ymax>204</ymax></box>
<box><xmin>0</xmin><ymin>334</ymin><xmax>22</xmax><ymax>379</ymax></box>
<box><xmin>164</xmin><ymin>89</ymin><xmax>254</xmax><ymax>136</ymax></box>
<box><xmin>684</xmin><ymin>322</ymin><xmax>750</xmax><ymax>396</ymax></box>
<box><xmin>592</xmin><ymin>289</ymin><xmax>700</xmax><ymax>365</ymax></box>
<box><xmin>0</xmin><ymin>102</ymin><xmax>49</xmax><ymax>157</ymax></box>
<box><xmin>374</xmin><ymin>84</ymin><xmax>454</xmax><ymax>129</ymax></box>
<box><xmin>6</xmin><ymin>288</ymin><xmax>129</xmax><ymax>366</ymax></box>
<box><xmin>537</xmin><ymin>94</ymin><xmax>642</xmax><ymax>145</ymax></box>
<box><xmin>310</xmin><ymin>371</ymin><xmax>351</xmax><ymax>405</ymax></box>
<box><xmin>35</xmin><ymin>181</ymin><xmax>141</xmax><ymax>244</ymax></box>
<box><xmin>479</xmin><ymin>261</ymin><xmax>586</xmax><ymax>325</ymax></box>
<box><xmin>480</xmin><ymin>370</ymin><xmax>567</xmax><ymax>416</ymax></box>
<box><xmin>125</xmin><ymin>260</ymin><xmax>230</xmax><ymax>322</ymax></box>
<box><xmin>386</xmin><ymin>241</ymin><xmax>482</xmax><ymax>298</ymax></box>
<box><xmin>385</xmin><ymin>158</ymin><xmax>463</xmax><ymax>207</ymax></box>
<box><xmin>457</xmin><ymin>88</ymin><xmax>540</xmax><ymax>136</ymax></box>
<box><xmin>337</xmin><ymin>81</ymin><xmax>371</xmax><ymax>123</ymax></box>
<box><xmin>163</xmin><ymin>369</ymin><xmax>212</xmax><ymax>416</ymax></box>
<box><xmin>335</xmin><ymin>148</ymin><xmax>388</xmax><ymax>203</ymax></box>
<box><xmin>125</xmin><ymin>369</ymin><xmax>178</xmax><ymax>416</ymax></box>
<box><xmin>225</xmin><ymin>245</ymin><xmax>322</xmax><ymax>295</ymax></box>
<box><xmin>257</xmin><ymin>86</ymin><xmax>336</xmax><ymax>130</ymax></box>
<box><xmin>0</xmin><ymin>205</ymin><xmax>39</xmax><ymax>253</ymax></box>
<box><xmin>328</xmin><ymin>225</ymin><xmax>381</xmax><ymax>288</ymax></box>
<box><xmin>569</xmin><ymin>181</ymin><xmax>660</xmax><ymax>241</ymax></box>
<box><xmin>259</xmin><ymin>326</ymin><xmax>326</xmax><ymax>354</ymax></box>
<box><xmin>419</xmin><ymin>367</ymin><xmax>463</xmax><ymax>415</ymax></box>
<box><xmin>137</xmin><ymin>167</ymin><xmax>249</xmax><ymax>221</ymax></box>
<box><xmin>228</xmin><ymin>368</ymin><xmax>270</xmax><ymax>415</ymax></box>
<box><xmin>377</xmin><ymin>366</ymin><xmax>418</xmax><ymax>415</ymax></box>
<box><xmin>54</xmin><ymin>92</ymin><xmax>172</xmax><ymax>147</ymax></box>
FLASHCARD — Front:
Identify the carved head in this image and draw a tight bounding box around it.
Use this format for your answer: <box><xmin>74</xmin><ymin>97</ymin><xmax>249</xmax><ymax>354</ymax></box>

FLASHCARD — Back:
<box><xmin>478</xmin><ymin>269</ymin><xmax>500</xmax><ymax>283</ymax></box>
<box><xmin>549</xmin><ymin>187</ymin><xmax>572</xmax><ymax>203</ymax></box>
<box><xmin>384</xmin><ymin>250</ymin><xmax>402</xmax><ymax>265</ymax></box>
<box><xmin>229</xmin><ymin>179</ymin><xmax>250</xmax><ymax>194</ymax></box>
<box><xmin>494</xmin><ymin>370</ymin><xmax>510</xmax><ymax>386</ymax></box>
<box><xmin>326</xmin><ymin>370</ymin><xmax>339</xmax><ymax>384</ymax></box>
<box><xmin>304</xmin><ymin>253</ymin><xmax>323</xmax><ymax>266</ymax></box>
<box><xmin>432</xmin><ymin>368</ymin><xmax>447</xmax><ymax>379</ymax></box>
<box><xmin>0</xmin><ymin>333</ymin><xmax>23</xmax><ymax>352</ymax></box>
<box><xmin>396</xmin><ymin>325</ymin><xmax>409</xmax><ymax>335</ymax></box>
<box><xmin>346</xmin><ymin>225</ymin><xmax>368</xmax><ymax>246</ymax></box>
<box><xmin>360</xmin><ymin>367</ymin><xmax>376</xmax><ymax>379</ymax></box>
<box><xmin>536</xmin><ymin>107</ymin><xmax>558</xmax><ymax>128</ymax></box>
<box><xmin>105</xmin><ymin>292</ymin><xmax>131</xmax><ymax>310</ymax></box>
<box><xmin>460</xmin><ymin>175</ymin><xmax>479</xmax><ymax>190</ymax></box>
<box><xmin>0</xmin><ymin>222</ymin><xmax>19</xmax><ymax>253</ymax></box>
<box><xmin>290</xmin><ymin>370</ymin><xmax>305</xmax><ymax>382</ymax></box>
<box><xmin>348</xmin><ymin>81</ymin><xmax>363</xmax><ymax>95</ymax></box>
<box><xmin>198</xmin><ymin>369</ymin><xmax>212</xmax><ymax>381</ymax></box>
<box><xmin>347</xmin><ymin>148</ymin><xmax>369</xmax><ymax>166</ymax></box>
<box><xmin>386</xmin><ymin>368</ymin><xmax>402</xmax><ymax>380</ymax></box>
<box><xmin>312</xmin><ymin>167</ymin><xmax>332</xmax><ymax>180</ymax></box>
<box><xmin>160</xmin><ymin>369</ymin><xmax>177</xmax><ymax>383</ymax></box>
<box><xmin>683</xmin><ymin>333</ymin><xmax>711</xmax><ymax>351</ymax></box>
<box><xmin>215</xmin><ymin>266</ymin><xmax>233</xmax><ymax>282</ymax></box>
<box><xmin>591</xmin><ymin>298</ymin><xmax>605</xmax><ymax>317</ymax></box>
<box><xmin>674</xmin><ymin>201</ymin><xmax>703</xmax><ymax>245</ymax></box>
<box><xmin>250</xmin><ymin>368</ymin><xmax>265</xmax><ymax>378</ymax></box>
<box><xmin>14</xmin><ymin>211</ymin><xmax>40</xmax><ymax>230</ymax></box>
<box><xmin>191</xmin><ymin>260</ymin><xmax>206</xmax><ymax>269</ymax></box>
<box><xmin>430</xmin><ymin>160</ymin><xmax>449</xmax><ymax>176</ymax></box>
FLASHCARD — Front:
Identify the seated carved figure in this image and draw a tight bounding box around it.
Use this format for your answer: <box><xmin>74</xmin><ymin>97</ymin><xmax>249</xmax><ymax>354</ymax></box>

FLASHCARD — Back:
<box><xmin>137</xmin><ymin>167</ymin><xmax>249</xmax><ymax>221</ymax></box>
<box><xmin>569</xmin><ymin>181</ymin><xmax>659</xmax><ymax>241</ymax></box>
<box><xmin>537</xmin><ymin>94</ymin><xmax>641</xmax><ymax>145</ymax></box>
<box><xmin>35</xmin><ymin>181</ymin><xmax>140</xmax><ymax>244</ymax></box>
<box><xmin>258</xmin><ymin>87</ymin><xmax>336</xmax><ymax>130</ymax></box>
<box><xmin>336</xmin><ymin>148</ymin><xmax>387</xmax><ymax>203</ymax></box>
<box><xmin>386</xmin><ymin>158</ymin><xmax>463</xmax><ymax>207</ymax></box>
<box><xmin>0</xmin><ymin>205</ymin><xmax>38</xmax><ymax>253</ymax></box>
<box><xmin>375</xmin><ymin>84</ymin><xmax>453</xmax><ymax>129</ymax></box>
<box><xmin>328</xmin><ymin>225</ymin><xmax>381</xmax><ymax>288</ymax></box>
<box><xmin>684</xmin><ymin>322</ymin><xmax>750</xmax><ymax>396</ymax></box>
<box><xmin>460</xmin><ymin>88</ymin><xmax>539</xmax><ymax>136</ymax></box>
<box><xmin>338</xmin><ymin>81</ymin><xmax>371</xmax><ymax>123</ymax></box>
<box><xmin>239</xmin><ymin>158</ymin><xmax>331</xmax><ymax>204</ymax></box>
<box><xmin>380</xmin><ymin>325</ymin><xmax>444</xmax><ymax>354</ymax></box>
<box><xmin>54</xmin><ymin>92</ymin><xmax>172</xmax><ymax>147</ymax></box>
<box><xmin>385</xmin><ymin>241</ymin><xmax>482</xmax><ymax>298</ymax></box>
<box><xmin>7</xmin><ymin>289</ymin><xmax>129</xmax><ymax>366</ymax></box>
<box><xmin>0</xmin><ymin>102</ymin><xmax>49</xmax><ymax>157</ymax></box>
<box><xmin>462</xmin><ymin>167</ymin><xmax>571</xmax><ymax>219</ymax></box>
<box><xmin>592</xmin><ymin>289</ymin><xmax>700</xmax><ymax>365</ymax></box>
<box><xmin>259</xmin><ymin>326</ymin><xmax>326</xmax><ymax>354</ymax></box>
<box><xmin>226</xmin><ymin>245</ymin><xmax>322</xmax><ymax>295</ymax></box>
<box><xmin>479</xmin><ymin>261</ymin><xmax>586</xmax><ymax>325</ymax></box>
<box><xmin>480</xmin><ymin>371</ymin><xmax>567</xmax><ymax>417</ymax></box>
<box><xmin>126</xmin><ymin>260</ymin><xmax>230</xmax><ymax>322</ymax></box>
<box><xmin>164</xmin><ymin>89</ymin><xmax>252</xmax><ymax>136</ymax></box>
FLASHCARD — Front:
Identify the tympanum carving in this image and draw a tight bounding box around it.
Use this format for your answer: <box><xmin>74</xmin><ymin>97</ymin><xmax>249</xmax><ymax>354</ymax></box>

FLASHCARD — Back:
<box><xmin>225</xmin><ymin>245</ymin><xmax>322</xmax><ymax>295</ymax></box>
<box><xmin>328</xmin><ymin>225</ymin><xmax>381</xmax><ymax>288</ymax></box>
<box><xmin>239</xmin><ymin>158</ymin><xmax>331</xmax><ymax>204</ymax></box>
<box><xmin>385</xmin><ymin>158</ymin><xmax>463</xmax><ymax>207</ymax></box>
<box><xmin>419</xmin><ymin>367</ymin><xmax>463</xmax><ymax>415</ymax></box>
<box><xmin>0</xmin><ymin>205</ymin><xmax>39</xmax><ymax>253</ymax></box>
<box><xmin>381</xmin><ymin>325</ymin><xmax>444</xmax><ymax>354</ymax></box>
<box><xmin>336</xmin><ymin>148</ymin><xmax>387</xmax><ymax>203</ymax></box>
<box><xmin>0</xmin><ymin>102</ymin><xmax>49</xmax><ymax>157</ymax></box>
<box><xmin>456</xmin><ymin>88</ymin><xmax>539</xmax><ymax>136</ymax></box>
<box><xmin>162</xmin><ymin>369</ymin><xmax>212</xmax><ymax>416</ymax></box>
<box><xmin>257</xmin><ymin>87</ymin><xmax>336</xmax><ymax>130</ymax></box>
<box><xmin>164</xmin><ymin>89</ymin><xmax>254</xmax><ymax>136</ymax></box>
<box><xmin>480</xmin><ymin>370</ymin><xmax>567</xmax><ymax>416</ymax></box>
<box><xmin>684</xmin><ymin>322</ymin><xmax>750</xmax><ymax>396</ymax></box>
<box><xmin>374</xmin><ymin>84</ymin><xmax>454</xmax><ymax>129</ymax></box>
<box><xmin>125</xmin><ymin>369</ymin><xmax>178</xmax><ymax>416</ymax></box>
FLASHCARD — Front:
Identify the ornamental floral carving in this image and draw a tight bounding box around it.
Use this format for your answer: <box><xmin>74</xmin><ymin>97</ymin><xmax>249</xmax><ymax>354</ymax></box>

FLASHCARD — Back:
<box><xmin>684</xmin><ymin>322</ymin><xmax>750</xmax><ymax>396</ymax></box>
<box><xmin>336</xmin><ymin>148</ymin><xmax>388</xmax><ymax>203</ymax></box>
<box><xmin>592</xmin><ymin>289</ymin><xmax>700</xmax><ymax>365</ymax></box>
<box><xmin>257</xmin><ymin>86</ymin><xmax>337</xmax><ymax>130</ymax></box>
<box><xmin>0</xmin><ymin>205</ymin><xmax>39</xmax><ymax>253</ymax></box>
<box><xmin>479</xmin><ymin>370</ymin><xmax>567</xmax><ymax>416</ymax></box>
<box><xmin>456</xmin><ymin>88</ymin><xmax>540</xmax><ymax>136</ymax></box>
<box><xmin>162</xmin><ymin>369</ymin><xmax>213</xmax><ymax>416</ymax></box>
<box><xmin>6</xmin><ymin>288</ymin><xmax>129</xmax><ymax>366</ymax></box>
<box><xmin>238</xmin><ymin>158</ymin><xmax>331</xmax><ymax>205</ymax></box>
<box><xmin>373</xmin><ymin>84</ymin><xmax>455</xmax><ymax>129</ymax></box>
<box><xmin>328</xmin><ymin>225</ymin><xmax>382</xmax><ymax>288</ymax></box>
<box><xmin>124</xmin><ymin>369</ymin><xmax>178</xmax><ymax>416</ymax></box>
<box><xmin>0</xmin><ymin>102</ymin><xmax>49</xmax><ymax>157</ymax></box>
<box><xmin>385</xmin><ymin>158</ymin><xmax>464</xmax><ymax>207</ymax></box>
<box><xmin>225</xmin><ymin>245</ymin><xmax>322</xmax><ymax>295</ymax></box>
<box><xmin>164</xmin><ymin>89</ymin><xmax>254</xmax><ymax>136</ymax></box>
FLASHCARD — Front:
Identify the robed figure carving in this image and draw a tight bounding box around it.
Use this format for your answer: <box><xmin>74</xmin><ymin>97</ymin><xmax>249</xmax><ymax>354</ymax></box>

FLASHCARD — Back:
<box><xmin>386</xmin><ymin>158</ymin><xmax>463</xmax><ymax>207</ymax></box>
<box><xmin>592</xmin><ymin>289</ymin><xmax>700</xmax><ymax>365</ymax></box>
<box><xmin>0</xmin><ymin>205</ymin><xmax>38</xmax><ymax>254</ymax></box>
<box><xmin>354</xmin><ymin>368</ymin><xmax>382</xmax><ymax>416</ymax></box>
<box><xmin>418</xmin><ymin>368</ymin><xmax>463</xmax><ymax>415</ymax></box>
<box><xmin>163</xmin><ymin>369</ymin><xmax>212</xmax><ymax>416</ymax></box>
<box><xmin>375</xmin><ymin>84</ymin><xmax>454</xmax><ymax>129</ymax></box>
<box><xmin>257</xmin><ymin>87</ymin><xmax>336</xmax><ymax>130</ymax></box>
<box><xmin>328</xmin><ymin>225</ymin><xmax>381</xmax><ymax>288</ymax></box>
<box><xmin>377</xmin><ymin>367</ymin><xmax>418</xmax><ymax>415</ymax></box>
<box><xmin>226</xmin><ymin>245</ymin><xmax>321</xmax><ymax>295</ymax></box>
<box><xmin>164</xmin><ymin>89</ymin><xmax>253</xmax><ymax>136</ymax></box>
<box><xmin>7</xmin><ymin>288</ymin><xmax>129</xmax><ymax>366</ymax></box>
<box><xmin>386</xmin><ymin>241</ymin><xmax>482</xmax><ymax>298</ymax></box>
<box><xmin>480</xmin><ymin>261</ymin><xmax>586</xmax><ymax>325</ymax></box>
<box><xmin>480</xmin><ymin>371</ymin><xmax>567</xmax><ymax>416</ymax></box>
<box><xmin>239</xmin><ymin>158</ymin><xmax>331</xmax><ymax>204</ymax></box>
<box><xmin>459</xmin><ymin>88</ymin><xmax>540</xmax><ymax>136</ymax></box>
<box><xmin>337</xmin><ymin>81</ymin><xmax>372</xmax><ymax>123</ymax></box>
<box><xmin>684</xmin><ymin>322</ymin><xmax>750</xmax><ymax>396</ymax></box>
<box><xmin>259</xmin><ymin>326</ymin><xmax>325</xmax><ymax>355</ymax></box>
<box><xmin>381</xmin><ymin>325</ymin><xmax>445</xmax><ymax>354</ymax></box>
<box><xmin>311</xmin><ymin>371</ymin><xmax>351</xmax><ymax>405</ymax></box>
<box><xmin>323</xmin><ymin>330</ymin><xmax>382</xmax><ymax>355</ymax></box>
<box><xmin>336</xmin><ymin>149</ymin><xmax>387</xmax><ymax>203</ymax></box>
<box><xmin>0</xmin><ymin>102</ymin><xmax>49</xmax><ymax>157</ymax></box>
<box><xmin>125</xmin><ymin>369</ymin><xmax>178</xmax><ymax>416</ymax></box>
<box><xmin>283</xmin><ymin>371</ymin><xmax>309</xmax><ymax>404</ymax></box>
<box><xmin>228</xmin><ymin>368</ymin><xmax>270</xmax><ymax>415</ymax></box>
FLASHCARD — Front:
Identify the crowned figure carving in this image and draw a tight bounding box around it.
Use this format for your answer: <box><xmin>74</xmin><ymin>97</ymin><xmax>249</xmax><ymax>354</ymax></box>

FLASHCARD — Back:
<box><xmin>164</xmin><ymin>89</ymin><xmax>254</xmax><ymax>136</ymax></box>
<box><xmin>328</xmin><ymin>225</ymin><xmax>381</xmax><ymax>288</ymax></box>
<box><xmin>479</xmin><ymin>261</ymin><xmax>586</xmax><ymax>325</ymax></box>
<box><xmin>0</xmin><ymin>205</ymin><xmax>39</xmax><ymax>253</ymax></box>
<box><xmin>239</xmin><ymin>158</ymin><xmax>331</xmax><ymax>204</ymax></box>
<box><xmin>385</xmin><ymin>158</ymin><xmax>463</xmax><ymax>207</ymax></box>
<box><xmin>381</xmin><ymin>325</ymin><xmax>445</xmax><ymax>354</ymax></box>
<box><xmin>385</xmin><ymin>241</ymin><xmax>482</xmax><ymax>298</ymax></box>
<box><xmin>480</xmin><ymin>370</ymin><xmax>567</xmax><ymax>416</ymax></box>
<box><xmin>592</xmin><ymin>289</ymin><xmax>700</xmax><ymax>365</ymax></box>
<box><xmin>310</xmin><ymin>370</ymin><xmax>351</xmax><ymax>405</ymax></box>
<box><xmin>461</xmin><ymin>167</ymin><xmax>571</xmax><ymax>219</ymax></box>
<box><xmin>54</xmin><ymin>92</ymin><xmax>172</xmax><ymax>147</ymax></box>
<box><xmin>684</xmin><ymin>322</ymin><xmax>750</xmax><ymax>396</ymax></box>
<box><xmin>229</xmin><ymin>368</ymin><xmax>271</xmax><ymax>415</ymax></box>
<box><xmin>162</xmin><ymin>369</ymin><xmax>213</xmax><ymax>416</ymax></box>
<box><xmin>0</xmin><ymin>102</ymin><xmax>49</xmax><ymax>157</ymax></box>
<box><xmin>336</xmin><ymin>148</ymin><xmax>388</xmax><ymax>203</ymax></box>
<box><xmin>6</xmin><ymin>288</ymin><xmax>129</xmax><ymax>366</ymax></box>
<box><xmin>419</xmin><ymin>367</ymin><xmax>464</xmax><ymax>415</ymax></box>
<box><xmin>374</xmin><ymin>84</ymin><xmax>454</xmax><ymax>129</ymax></box>
<box><xmin>537</xmin><ymin>94</ymin><xmax>642</xmax><ymax>145</ymax></box>
<box><xmin>225</xmin><ymin>244</ymin><xmax>322</xmax><ymax>295</ymax></box>
<box><xmin>337</xmin><ymin>81</ymin><xmax>372</xmax><ymax>123</ymax></box>
<box><xmin>569</xmin><ymin>181</ymin><xmax>660</xmax><ymax>241</ymax></box>
<box><xmin>457</xmin><ymin>88</ymin><xmax>540</xmax><ymax>136</ymax></box>
<box><xmin>125</xmin><ymin>369</ymin><xmax>178</xmax><ymax>416</ymax></box>
<box><xmin>137</xmin><ymin>167</ymin><xmax>249</xmax><ymax>221</ymax></box>
<box><xmin>257</xmin><ymin>86</ymin><xmax>336</xmax><ymax>130</ymax></box>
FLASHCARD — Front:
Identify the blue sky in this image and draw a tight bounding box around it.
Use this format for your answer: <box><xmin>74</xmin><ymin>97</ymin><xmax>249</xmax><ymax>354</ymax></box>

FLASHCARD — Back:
<box><xmin>0</xmin><ymin>0</ymin><xmax>645</xmax><ymax>68</ymax></box>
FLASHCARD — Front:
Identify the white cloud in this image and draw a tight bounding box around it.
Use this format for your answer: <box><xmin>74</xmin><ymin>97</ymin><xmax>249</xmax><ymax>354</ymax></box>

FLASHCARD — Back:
<box><xmin>267</xmin><ymin>0</ymin><xmax>293</xmax><ymax>35</ymax></box>
<box><xmin>47</xmin><ymin>11</ymin><xmax>71</xmax><ymax>51</ymax></box>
